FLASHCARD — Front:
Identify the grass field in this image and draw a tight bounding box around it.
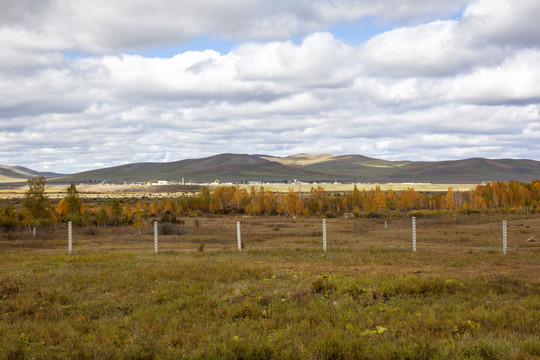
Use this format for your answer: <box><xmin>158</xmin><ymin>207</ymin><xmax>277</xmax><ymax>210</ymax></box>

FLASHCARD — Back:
<box><xmin>0</xmin><ymin>182</ymin><xmax>476</xmax><ymax>201</ymax></box>
<box><xmin>1</xmin><ymin>214</ymin><xmax>539</xmax><ymax>359</ymax></box>
<box><xmin>226</xmin><ymin>183</ymin><xmax>476</xmax><ymax>193</ymax></box>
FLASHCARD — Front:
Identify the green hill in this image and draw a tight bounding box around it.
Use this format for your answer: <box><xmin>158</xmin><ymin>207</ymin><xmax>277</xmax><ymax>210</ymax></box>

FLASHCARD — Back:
<box><xmin>0</xmin><ymin>165</ymin><xmax>62</xmax><ymax>183</ymax></box>
<box><xmin>46</xmin><ymin>153</ymin><xmax>540</xmax><ymax>184</ymax></box>
<box><xmin>51</xmin><ymin>154</ymin><xmax>332</xmax><ymax>184</ymax></box>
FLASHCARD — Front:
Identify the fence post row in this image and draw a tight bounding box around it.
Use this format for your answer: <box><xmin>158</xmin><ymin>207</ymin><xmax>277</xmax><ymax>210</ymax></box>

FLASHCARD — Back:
<box><xmin>154</xmin><ymin>221</ymin><xmax>158</xmax><ymax>254</ymax></box>
<box><xmin>61</xmin><ymin>217</ymin><xmax>519</xmax><ymax>256</ymax></box>
<box><xmin>412</xmin><ymin>217</ymin><xmax>416</xmax><ymax>252</ymax></box>
<box><xmin>237</xmin><ymin>222</ymin><xmax>242</xmax><ymax>252</ymax></box>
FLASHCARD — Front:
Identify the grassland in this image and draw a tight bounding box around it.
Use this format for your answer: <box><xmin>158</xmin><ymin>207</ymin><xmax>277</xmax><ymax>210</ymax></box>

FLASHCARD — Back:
<box><xmin>0</xmin><ymin>183</ymin><xmax>476</xmax><ymax>201</ymax></box>
<box><xmin>227</xmin><ymin>183</ymin><xmax>476</xmax><ymax>193</ymax></box>
<box><xmin>1</xmin><ymin>214</ymin><xmax>539</xmax><ymax>359</ymax></box>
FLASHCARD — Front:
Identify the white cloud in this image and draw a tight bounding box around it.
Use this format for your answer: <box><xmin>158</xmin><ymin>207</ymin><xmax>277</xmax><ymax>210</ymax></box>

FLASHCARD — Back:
<box><xmin>360</xmin><ymin>19</ymin><xmax>506</xmax><ymax>77</ymax></box>
<box><xmin>463</xmin><ymin>0</ymin><xmax>540</xmax><ymax>47</ymax></box>
<box><xmin>0</xmin><ymin>0</ymin><xmax>467</xmax><ymax>57</ymax></box>
<box><xmin>235</xmin><ymin>33</ymin><xmax>357</xmax><ymax>87</ymax></box>
<box><xmin>309</xmin><ymin>0</ymin><xmax>467</xmax><ymax>24</ymax></box>
<box><xmin>1</xmin><ymin>0</ymin><xmax>540</xmax><ymax>173</ymax></box>
<box><xmin>448</xmin><ymin>50</ymin><xmax>540</xmax><ymax>105</ymax></box>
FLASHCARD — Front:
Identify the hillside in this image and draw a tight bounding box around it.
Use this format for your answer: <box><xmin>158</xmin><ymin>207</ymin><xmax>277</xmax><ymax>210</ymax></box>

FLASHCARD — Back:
<box><xmin>51</xmin><ymin>154</ymin><xmax>332</xmax><ymax>184</ymax></box>
<box><xmin>0</xmin><ymin>164</ymin><xmax>62</xmax><ymax>183</ymax></box>
<box><xmin>47</xmin><ymin>153</ymin><xmax>540</xmax><ymax>184</ymax></box>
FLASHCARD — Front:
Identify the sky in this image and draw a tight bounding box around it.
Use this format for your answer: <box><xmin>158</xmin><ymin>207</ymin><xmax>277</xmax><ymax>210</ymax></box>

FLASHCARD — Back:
<box><xmin>1</xmin><ymin>0</ymin><xmax>540</xmax><ymax>174</ymax></box>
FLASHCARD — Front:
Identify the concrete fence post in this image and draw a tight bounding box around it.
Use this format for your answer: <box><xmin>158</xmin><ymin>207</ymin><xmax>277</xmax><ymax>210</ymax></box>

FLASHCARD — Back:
<box><xmin>502</xmin><ymin>220</ymin><xmax>507</xmax><ymax>255</ymax></box>
<box><xmin>322</xmin><ymin>218</ymin><xmax>327</xmax><ymax>252</ymax></box>
<box><xmin>412</xmin><ymin>217</ymin><xmax>417</xmax><ymax>252</ymax></box>
<box><xmin>154</xmin><ymin>221</ymin><xmax>158</xmax><ymax>254</ymax></box>
<box><xmin>237</xmin><ymin>222</ymin><xmax>241</xmax><ymax>251</ymax></box>
<box><xmin>68</xmin><ymin>221</ymin><xmax>72</xmax><ymax>254</ymax></box>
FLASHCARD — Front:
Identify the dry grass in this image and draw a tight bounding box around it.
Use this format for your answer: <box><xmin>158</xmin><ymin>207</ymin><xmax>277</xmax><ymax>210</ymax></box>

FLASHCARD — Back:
<box><xmin>1</xmin><ymin>214</ymin><xmax>539</xmax><ymax>359</ymax></box>
<box><xmin>0</xmin><ymin>182</ymin><xmax>477</xmax><ymax>201</ymax></box>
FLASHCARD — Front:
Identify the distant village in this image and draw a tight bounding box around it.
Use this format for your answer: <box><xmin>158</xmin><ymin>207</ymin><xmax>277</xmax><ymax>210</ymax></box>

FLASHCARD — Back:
<box><xmin>112</xmin><ymin>178</ymin><xmax>348</xmax><ymax>186</ymax></box>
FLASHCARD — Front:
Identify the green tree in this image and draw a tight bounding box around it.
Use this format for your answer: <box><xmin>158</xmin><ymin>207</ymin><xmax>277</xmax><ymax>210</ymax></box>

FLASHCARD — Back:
<box><xmin>22</xmin><ymin>176</ymin><xmax>51</xmax><ymax>226</ymax></box>
<box><xmin>95</xmin><ymin>208</ymin><xmax>108</xmax><ymax>227</ymax></box>
<box><xmin>110</xmin><ymin>200</ymin><xmax>123</xmax><ymax>226</ymax></box>
<box><xmin>65</xmin><ymin>183</ymin><xmax>83</xmax><ymax>214</ymax></box>
<box><xmin>57</xmin><ymin>183</ymin><xmax>83</xmax><ymax>223</ymax></box>
<box><xmin>0</xmin><ymin>205</ymin><xmax>21</xmax><ymax>229</ymax></box>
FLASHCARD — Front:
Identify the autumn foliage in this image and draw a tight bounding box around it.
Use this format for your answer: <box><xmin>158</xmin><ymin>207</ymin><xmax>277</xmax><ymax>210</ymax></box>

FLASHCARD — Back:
<box><xmin>1</xmin><ymin>180</ymin><xmax>540</xmax><ymax>229</ymax></box>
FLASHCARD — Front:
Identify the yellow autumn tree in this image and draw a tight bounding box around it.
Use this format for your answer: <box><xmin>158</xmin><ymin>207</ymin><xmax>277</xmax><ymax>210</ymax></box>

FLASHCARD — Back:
<box><xmin>373</xmin><ymin>186</ymin><xmax>387</xmax><ymax>211</ymax></box>
<box><xmin>399</xmin><ymin>187</ymin><xmax>420</xmax><ymax>211</ymax></box>
<box><xmin>445</xmin><ymin>187</ymin><xmax>456</xmax><ymax>211</ymax></box>
<box><xmin>283</xmin><ymin>189</ymin><xmax>304</xmax><ymax>218</ymax></box>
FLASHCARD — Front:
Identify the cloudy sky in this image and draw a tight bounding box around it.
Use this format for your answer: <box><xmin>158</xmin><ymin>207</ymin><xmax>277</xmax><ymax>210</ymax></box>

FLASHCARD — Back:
<box><xmin>1</xmin><ymin>0</ymin><xmax>539</xmax><ymax>174</ymax></box>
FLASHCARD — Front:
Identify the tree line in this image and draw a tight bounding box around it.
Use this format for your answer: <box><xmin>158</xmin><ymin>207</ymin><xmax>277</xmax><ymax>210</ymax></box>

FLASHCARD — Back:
<box><xmin>1</xmin><ymin>177</ymin><xmax>539</xmax><ymax>230</ymax></box>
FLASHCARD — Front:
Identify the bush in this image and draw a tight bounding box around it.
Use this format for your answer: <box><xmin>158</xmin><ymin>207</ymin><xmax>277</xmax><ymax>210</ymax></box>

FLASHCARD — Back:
<box><xmin>311</xmin><ymin>276</ymin><xmax>336</xmax><ymax>295</ymax></box>
<box><xmin>158</xmin><ymin>223</ymin><xmax>185</xmax><ymax>236</ymax></box>
<box><xmin>458</xmin><ymin>208</ymin><xmax>481</xmax><ymax>215</ymax></box>
<box><xmin>159</xmin><ymin>213</ymin><xmax>185</xmax><ymax>225</ymax></box>
<box><xmin>366</xmin><ymin>211</ymin><xmax>383</xmax><ymax>218</ymax></box>
<box><xmin>81</xmin><ymin>227</ymin><xmax>98</xmax><ymax>236</ymax></box>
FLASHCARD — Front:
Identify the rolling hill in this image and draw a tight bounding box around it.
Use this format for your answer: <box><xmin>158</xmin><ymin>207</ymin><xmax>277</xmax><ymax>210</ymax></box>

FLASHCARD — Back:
<box><xmin>51</xmin><ymin>154</ymin><xmax>332</xmax><ymax>184</ymax></box>
<box><xmin>0</xmin><ymin>164</ymin><xmax>63</xmax><ymax>183</ymax></box>
<box><xmin>47</xmin><ymin>153</ymin><xmax>540</xmax><ymax>184</ymax></box>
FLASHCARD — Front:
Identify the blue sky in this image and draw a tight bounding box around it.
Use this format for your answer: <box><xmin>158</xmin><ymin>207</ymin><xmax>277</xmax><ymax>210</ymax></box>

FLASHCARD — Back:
<box><xmin>0</xmin><ymin>0</ymin><xmax>539</xmax><ymax>173</ymax></box>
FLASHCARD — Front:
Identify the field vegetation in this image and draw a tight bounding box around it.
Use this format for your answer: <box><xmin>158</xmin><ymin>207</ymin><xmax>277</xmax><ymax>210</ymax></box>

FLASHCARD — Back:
<box><xmin>1</xmin><ymin>178</ymin><xmax>539</xmax><ymax>230</ymax></box>
<box><xmin>1</xmin><ymin>214</ymin><xmax>539</xmax><ymax>359</ymax></box>
<box><xmin>1</xmin><ymin>178</ymin><xmax>539</xmax><ymax>358</ymax></box>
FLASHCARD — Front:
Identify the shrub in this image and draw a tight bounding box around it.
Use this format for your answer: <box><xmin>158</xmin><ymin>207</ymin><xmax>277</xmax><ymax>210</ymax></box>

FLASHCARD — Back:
<box><xmin>0</xmin><ymin>275</ymin><xmax>21</xmax><ymax>298</ymax></box>
<box><xmin>311</xmin><ymin>277</ymin><xmax>336</xmax><ymax>295</ymax></box>
<box><xmin>458</xmin><ymin>208</ymin><xmax>481</xmax><ymax>215</ymax></box>
<box><xmin>366</xmin><ymin>211</ymin><xmax>383</xmax><ymax>218</ymax></box>
<box><xmin>158</xmin><ymin>223</ymin><xmax>185</xmax><ymax>236</ymax></box>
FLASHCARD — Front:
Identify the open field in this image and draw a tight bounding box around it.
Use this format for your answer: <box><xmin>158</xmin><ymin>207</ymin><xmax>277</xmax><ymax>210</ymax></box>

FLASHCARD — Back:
<box><xmin>228</xmin><ymin>183</ymin><xmax>477</xmax><ymax>193</ymax></box>
<box><xmin>0</xmin><ymin>182</ymin><xmax>476</xmax><ymax>200</ymax></box>
<box><xmin>1</xmin><ymin>215</ymin><xmax>539</xmax><ymax>359</ymax></box>
<box><xmin>0</xmin><ymin>184</ymin><xmax>201</xmax><ymax>200</ymax></box>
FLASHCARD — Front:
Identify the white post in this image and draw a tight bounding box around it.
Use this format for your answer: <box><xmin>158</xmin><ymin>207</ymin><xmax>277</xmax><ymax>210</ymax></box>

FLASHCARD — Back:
<box><xmin>502</xmin><ymin>220</ymin><xmax>507</xmax><ymax>255</ymax></box>
<box><xmin>322</xmin><ymin>218</ymin><xmax>327</xmax><ymax>252</ymax></box>
<box><xmin>384</xmin><ymin>220</ymin><xmax>387</xmax><ymax>230</ymax></box>
<box><xmin>412</xmin><ymin>217</ymin><xmax>416</xmax><ymax>252</ymax></box>
<box><xmin>154</xmin><ymin>221</ymin><xmax>158</xmax><ymax>254</ymax></box>
<box><xmin>237</xmin><ymin>222</ymin><xmax>241</xmax><ymax>251</ymax></box>
<box><xmin>68</xmin><ymin>221</ymin><xmax>72</xmax><ymax>254</ymax></box>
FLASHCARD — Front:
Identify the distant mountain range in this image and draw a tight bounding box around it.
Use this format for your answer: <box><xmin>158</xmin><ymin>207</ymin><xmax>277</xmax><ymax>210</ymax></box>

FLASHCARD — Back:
<box><xmin>3</xmin><ymin>153</ymin><xmax>536</xmax><ymax>185</ymax></box>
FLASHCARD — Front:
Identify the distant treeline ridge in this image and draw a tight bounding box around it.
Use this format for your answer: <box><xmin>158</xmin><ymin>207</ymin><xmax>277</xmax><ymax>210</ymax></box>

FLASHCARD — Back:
<box><xmin>1</xmin><ymin>178</ymin><xmax>540</xmax><ymax>228</ymax></box>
